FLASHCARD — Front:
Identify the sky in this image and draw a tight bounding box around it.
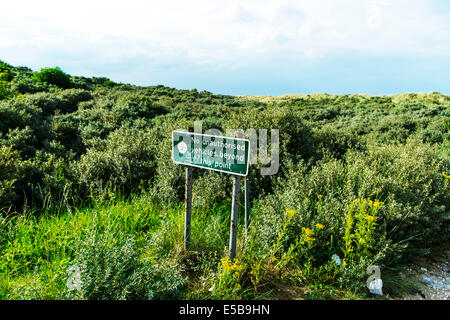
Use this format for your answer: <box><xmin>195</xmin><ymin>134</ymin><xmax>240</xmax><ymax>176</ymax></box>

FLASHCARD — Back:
<box><xmin>1</xmin><ymin>0</ymin><xmax>449</xmax><ymax>95</ymax></box>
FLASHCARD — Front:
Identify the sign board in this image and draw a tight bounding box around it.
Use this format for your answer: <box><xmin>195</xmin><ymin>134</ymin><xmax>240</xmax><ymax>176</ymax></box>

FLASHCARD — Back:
<box><xmin>172</xmin><ymin>131</ymin><xmax>250</xmax><ymax>176</ymax></box>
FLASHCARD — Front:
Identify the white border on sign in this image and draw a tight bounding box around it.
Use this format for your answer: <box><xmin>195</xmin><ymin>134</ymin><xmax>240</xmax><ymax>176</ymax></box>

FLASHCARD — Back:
<box><xmin>171</xmin><ymin>130</ymin><xmax>251</xmax><ymax>177</ymax></box>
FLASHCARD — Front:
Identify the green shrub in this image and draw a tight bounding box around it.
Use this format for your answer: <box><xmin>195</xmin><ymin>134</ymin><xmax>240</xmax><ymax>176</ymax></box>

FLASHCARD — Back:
<box><xmin>50</xmin><ymin>115</ymin><xmax>84</xmax><ymax>155</ymax></box>
<box><xmin>444</xmin><ymin>119</ymin><xmax>450</xmax><ymax>132</ymax></box>
<box><xmin>342</xmin><ymin>199</ymin><xmax>383</xmax><ymax>265</ymax></box>
<box><xmin>192</xmin><ymin>171</ymin><xmax>232</xmax><ymax>209</ymax></box>
<box><xmin>0</xmin><ymin>146</ymin><xmax>41</xmax><ymax>211</ymax></box>
<box><xmin>75</xmin><ymin>127</ymin><xmax>157</xmax><ymax>197</ymax></box>
<box><xmin>57</xmin><ymin>89</ymin><xmax>93</xmax><ymax>113</ymax></box>
<box><xmin>73</xmin><ymin>231</ymin><xmax>186</xmax><ymax>299</ymax></box>
<box><xmin>312</xmin><ymin>125</ymin><xmax>366</xmax><ymax>159</ymax></box>
<box><xmin>10</xmin><ymin>76</ymin><xmax>48</xmax><ymax>94</ymax></box>
<box><xmin>147</xmin><ymin>118</ymin><xmax>191</xmax><ymax>204</ymax></box>
<box><xmin>32</xmin><ymin>67</ymin><xmax>72</xmax><ymax>89</ymax></box>
<box><xmin>0</xmin><ymin>78</ymin><xmax>12</xmax><ymax>100</ymax></box>
<box><xmin>0</xmin><ymin>126</ymin><xmax>37</xmax><ymax>158</ymax></box>
<box><xmin>246</xmin><ymin>139</ymin><xmax>449</xmax><ymax>283</ymax></box>
<box><xmin>0</xmin><ymin>146</ymin><xmax>22</xmax><ymax>210</ymax></box>
<box><xmin>0</xmin><ymin>98</ymin><xmax>43</xmax><ymax>136</ymax></box>
<box><xmin>223</xmin><ymin>106</ymin><xmax>315</xmax><ymax>200</ymax></box>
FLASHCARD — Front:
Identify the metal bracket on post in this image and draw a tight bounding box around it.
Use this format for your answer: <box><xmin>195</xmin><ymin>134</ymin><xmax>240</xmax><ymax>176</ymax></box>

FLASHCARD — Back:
<box><xmin>184</xmin><ymin>127</ymin><xmax>194</xmax><ymax>250</ymax></box>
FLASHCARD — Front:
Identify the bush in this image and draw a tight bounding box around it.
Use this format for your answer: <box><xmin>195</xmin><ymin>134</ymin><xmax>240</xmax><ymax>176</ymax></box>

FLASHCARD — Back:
<box><xmin>246</xmin><ymin>139</ymin><xmax>449</xmax><ymax>282</ymax></box>
<box><xmin>72</xmin><ymin>231</ymin><xmax>186</xmax><ymax>299</ymax></box>
<box><xmin>0</xmin><ymin>101</ymin><xmax>33</xmax><ymax>134</ymax></box>
<box><xmin>57</xmin><ymin>89</ymin><xmax>93</xmax><ymax>113</ymax></box>
<box><xmin>0</xmin><ymin>126</ymin><xmax>37</xmax><ymax>158</ymax></box>
<box><xmin>32</xmin><ymin>67</ymin><xmax>72</xmax><ymax>89</ymax></box>
<box><xmin>75</xmin><ymin>127</ymin><xmax>157</xmax><ymax>197</ymax></box>
<box><xmin>0</xmin><ymin>76</ymin><xmax>12</xmax><ymax>100</ymax></box>
<box><xmin>0</xmin><ymin>146</ymin><xmax>40</xmax><ymax>211</ymax></box>
<box><xmin>50</xmin><ymin>115</ymin><xmax>84</xmax><ymax>155</ymax></box>
<box><xmin>312</xmin><ymin>125</ymin><xmax>366</xmax><ymax>159</ymax></box>
<box><xmin>10</xmin><ymin>76</ymin><xmax>48</xmax><ymax>94</ymax></box>
<box><xmin>223</xmin><ymin>106</ymin><xmax>315</xmax><ymax>199</ymax></box>
<box><xmin>0</xmin><ymin>146</ymin><xmax>22</xmax><ymax>210</ymax></box>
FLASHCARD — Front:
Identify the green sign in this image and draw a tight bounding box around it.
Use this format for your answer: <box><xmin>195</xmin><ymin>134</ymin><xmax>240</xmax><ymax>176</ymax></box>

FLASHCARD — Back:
<box><xmin>172</xmin><ymin>131</ymin><xmax>250</xmax><ymax>176</ymax></box>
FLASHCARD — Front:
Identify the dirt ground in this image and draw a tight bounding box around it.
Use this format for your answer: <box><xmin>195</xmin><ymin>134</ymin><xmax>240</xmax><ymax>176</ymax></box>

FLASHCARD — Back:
<box><xmin>396</xmin><ymin>248</ymin><xmax>450</xmax><ymax>300</ymax></box>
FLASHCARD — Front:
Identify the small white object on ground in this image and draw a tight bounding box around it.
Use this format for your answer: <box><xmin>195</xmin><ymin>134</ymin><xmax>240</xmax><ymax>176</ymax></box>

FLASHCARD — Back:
<box><xmin>368</xmin><ymin>279</ymin><xmax>383</xmax><ymax>295</ymax></box>
<box><xmin>331</xmin><ymin>254</ymin><xmax>341</xmax><ymax>266</ymax></box>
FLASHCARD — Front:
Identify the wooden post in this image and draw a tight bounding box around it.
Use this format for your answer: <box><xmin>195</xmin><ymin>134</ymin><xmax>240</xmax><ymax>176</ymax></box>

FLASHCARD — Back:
<box><xmin>229</xmin><ymin>132</ymin><xmax>243</xmax><ymax>261</ymax></box>
<box><xmin>244</xmin><ymin>178</ymin><xmax>249</xmax><ymax>236</ymax></box>
<box><xmin>184</xmin><ymin>127</ymin><xmax>194</xmax><ymax>250</ymax></box>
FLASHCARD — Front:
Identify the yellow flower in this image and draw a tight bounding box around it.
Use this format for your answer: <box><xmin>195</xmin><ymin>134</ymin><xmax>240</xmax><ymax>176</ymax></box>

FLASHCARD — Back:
<box><xmin>301</xmin><ymin>237</ymin><xmax>316</xmax><ymax>245</ymax></box>
<box><xmin>318</xmin><ymin>194</ymin><xmax>323</xmax><ymax>200</ymax></box>
<box><xmin>221</xmin><ymin>257</ymin><xmax>244</xmax><ymax>273</ymax></box>
<box><xmin>316</xmin><ymin>223</ymin><xmax>325</xmax><ymax>230</ymax></box>
<box><xmin>286</xmin><ymin>208</ymin><xmax>297</xmax><ymax>218</ymax></box>
<box><xmin>365</xmin><ymin>214</ymin><xmax>374</xmax><ymax>222</ymax></box>
<box><xmin>302</xmin><ymin>227</ymin><xmax>314</xmax><ymax>236</ymax></box>
<box><xmin>301</xmin><ymin>233</ymin><xmax>316</xmax><ymax>244</ymax></box>
<box><xmin>342</xmin><ymin>260</ymin><xmax>348</xmax><ymax>267</ymax></box>
<box><xmin>443</xmin><ymin>173</ymin><xmax>450</xmax><ymax>179</ymax></box>
<box><xmin>372</xmin><ymin>199</ymin><xmax>384</xmax><ymax>208</ymax></box>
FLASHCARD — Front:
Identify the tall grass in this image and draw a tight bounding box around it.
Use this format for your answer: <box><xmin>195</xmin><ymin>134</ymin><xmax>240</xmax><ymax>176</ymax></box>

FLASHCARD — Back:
<box><xmin>0</xmin><ymin>193</ymin><xmax>245</xmax><ymax>299</ymax></box>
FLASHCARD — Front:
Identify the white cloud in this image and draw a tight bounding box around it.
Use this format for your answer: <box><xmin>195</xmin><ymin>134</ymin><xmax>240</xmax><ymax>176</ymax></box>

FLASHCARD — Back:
<box><xmin>0</xmin><ymin>0</ymin><xmax>448</xmax><ymax>75</ymax></box>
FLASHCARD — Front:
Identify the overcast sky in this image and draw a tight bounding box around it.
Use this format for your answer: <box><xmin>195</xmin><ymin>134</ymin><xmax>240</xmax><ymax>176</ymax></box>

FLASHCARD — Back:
<box><xmin>1</xmin><ymin>0</ymin><xmax>449</xmax><ymax>95</ymax></box>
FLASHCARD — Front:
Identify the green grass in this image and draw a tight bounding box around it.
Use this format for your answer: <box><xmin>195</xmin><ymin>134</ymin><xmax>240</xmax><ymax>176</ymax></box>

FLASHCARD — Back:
<box><xmin>0</xmin><ymin>193</ymin><xmax>364</xmax><ymax>300</ymax></box>
<box><xmin>0</xmin><ymin>194</ymin><xmax>245</xmax><ymax>299</ymax></box>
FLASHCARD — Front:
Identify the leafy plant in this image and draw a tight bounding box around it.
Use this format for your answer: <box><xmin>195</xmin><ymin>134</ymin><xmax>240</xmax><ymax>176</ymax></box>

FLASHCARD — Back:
<box><xmin>32</xmin><ymin>67</ymin><xmax>72</xmax><ymax>89</ymax></box>
<box><xmin>72</xmin><ymin>230</ymin><xmax>186</xmax><ymax>300</ymax></box>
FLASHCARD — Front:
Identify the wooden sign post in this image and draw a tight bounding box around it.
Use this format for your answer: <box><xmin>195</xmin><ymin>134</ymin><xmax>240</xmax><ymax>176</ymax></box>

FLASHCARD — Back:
<box><xmin>172</xmin><ymin>130</ymin><xmax>250</xmax><ymax>261</ymax></box>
